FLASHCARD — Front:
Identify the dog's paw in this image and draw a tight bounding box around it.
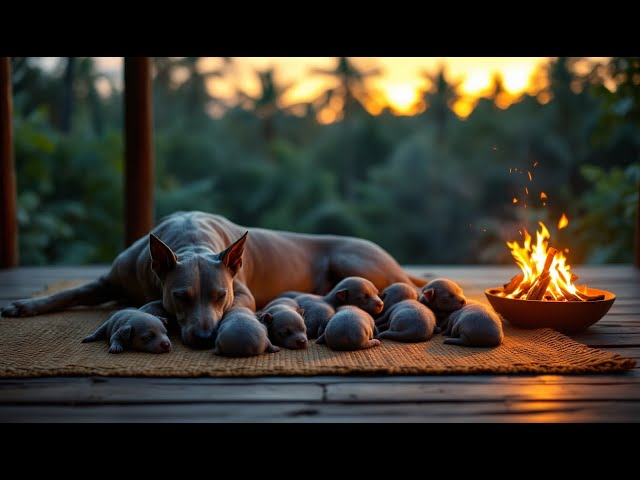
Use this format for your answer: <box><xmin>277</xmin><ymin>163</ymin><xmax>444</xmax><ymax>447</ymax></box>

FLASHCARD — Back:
<box><xmin>108</xmin><ymin>344</ymin><xmax>125</xmax><ymax>354</ymax></box>
<box><xmin>1</xmin><ymin>300</ymin><xmax>38</xmax><ymax>318</ymax></box>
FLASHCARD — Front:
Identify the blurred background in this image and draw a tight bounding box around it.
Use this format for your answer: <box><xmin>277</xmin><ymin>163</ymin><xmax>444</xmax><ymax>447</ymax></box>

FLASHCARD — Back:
<box><xmin>9</xmin><ymin>56</ymin><xmax>639</xmax><ymax>266</ymax></box>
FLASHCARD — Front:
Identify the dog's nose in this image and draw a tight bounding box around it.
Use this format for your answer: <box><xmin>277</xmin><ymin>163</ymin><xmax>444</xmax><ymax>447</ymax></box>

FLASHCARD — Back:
<box><xmin>160</xmin><ymin>340</ymin><xmax>171</xmax><ymax>351</ymax></box>
<box><xmin>296</xmin><ymin>338</ymin><xmax>308</xmax><ymax>349</ymax></box>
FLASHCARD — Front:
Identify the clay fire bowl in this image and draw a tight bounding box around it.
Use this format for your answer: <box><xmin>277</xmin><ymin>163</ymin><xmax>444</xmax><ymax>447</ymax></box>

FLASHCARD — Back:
<box><xmin>485</xmin><ymin>287</ymin><xmax>616</xmax><ymax>333</ymax></box>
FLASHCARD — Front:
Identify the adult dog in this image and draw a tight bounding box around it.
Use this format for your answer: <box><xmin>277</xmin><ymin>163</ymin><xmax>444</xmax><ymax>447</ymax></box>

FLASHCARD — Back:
<box><xmin>1</xmin><ymin>211</ymin><xmax>426</xmax><ymax>349</ymax></box>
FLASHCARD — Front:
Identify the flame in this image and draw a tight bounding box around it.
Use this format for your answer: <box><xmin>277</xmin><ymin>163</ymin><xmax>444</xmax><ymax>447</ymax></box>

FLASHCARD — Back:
<box><xmin>512</xmin><ymin>197</ymin><xmax>518</xmax><ymax>204</ymax></box>
<box><xmin>503</xmin><ymin>221</ymin><xmax>581</xmax><ymax>300</ymax></box>
<box><xmin>540</xmin><ymin>192</ymin><xmax>547</xmax><ymax>199</ymax></box>
<box><xmin>558</xmin><ymin>213</ymin><xmax>569</xmax><ymax>230</ymax></box>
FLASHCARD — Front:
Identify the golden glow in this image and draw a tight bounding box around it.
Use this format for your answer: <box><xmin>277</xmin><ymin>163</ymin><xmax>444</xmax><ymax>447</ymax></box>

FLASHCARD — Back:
<box><xmin>384</xmin><ymin>83</ymin><xmax>420</xmax><ymax>114</ymax></box>
<box><xmin>540</xmin><ymin>192</ymin><xmax>547</xmax><ymax>199</ymax></box>
<box><xmin>90</xmin><ymin>57</ymin><xmax>609</xmax><ymax>123</ymax></box>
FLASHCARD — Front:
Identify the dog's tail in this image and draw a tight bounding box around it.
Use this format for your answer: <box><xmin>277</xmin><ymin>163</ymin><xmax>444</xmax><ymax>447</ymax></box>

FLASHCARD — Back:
<box><xmin>408</xmin><ymin>274</ymin><xmax>429</xmax><ymax>289</ymax></box>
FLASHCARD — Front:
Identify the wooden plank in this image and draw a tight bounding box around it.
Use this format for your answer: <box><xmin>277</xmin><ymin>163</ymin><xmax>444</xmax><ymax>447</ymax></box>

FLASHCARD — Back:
<box><xmin>325</xmin><ymin>382</ymin><xmax>640</xmax><ymax>403</ymax></box>
<box><xmin>0</xmin><ymin>381</ymin><xmax>323</xmax><ymax>404</ymax></box>
<box><xmin>124</xmin><ymin>57</ymin><xmax>154</xmax><ymax>246</ymax></box>
<box><xmin>1</xmin><ymin>401</ymin><xmax>638</xmax><ymax>422</ymax></box>
<box><xmin>0</xmin><ymin>57</ymin><xmax>17</xmax><ymax>268</ymax></box>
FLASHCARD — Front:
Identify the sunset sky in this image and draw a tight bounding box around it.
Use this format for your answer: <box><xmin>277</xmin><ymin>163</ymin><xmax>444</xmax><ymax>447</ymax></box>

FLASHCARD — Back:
<box><xmin>80</xmin><ymin>57</ymin><xmax>596</xmax><ymax>119</ymax></box>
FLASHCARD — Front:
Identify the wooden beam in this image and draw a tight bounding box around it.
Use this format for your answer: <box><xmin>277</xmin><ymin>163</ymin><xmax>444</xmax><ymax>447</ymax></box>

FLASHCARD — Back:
<box><xmin>0</xmin><ymin>57</ymin><xmax>17</xmax><ymax>267</ymax></box>
<box><xmin>124</xmin><ymin>57</ymin><xmax>154</xmax><ymax>246</ymax></box>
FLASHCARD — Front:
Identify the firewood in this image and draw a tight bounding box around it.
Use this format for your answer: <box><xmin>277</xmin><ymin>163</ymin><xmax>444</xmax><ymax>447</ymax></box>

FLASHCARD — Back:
<box><xmin>574</xmin><ymin>290</ymin><xmax>605</xmax><ymax>302</ymax></box>
<box><xmin>542</xmin><ymin>248</ymin><xmax>558</xmax><ymax>273</ymax></box>
<box><xmin>503</xmin><ymin>274</ymin><xmax>524</xmax><ymax>295</ymax></box>
<box><xmin>526</xmin><ymin>271</ymin><xmax>551</xmax><ymax>300</ymax></box>
<box><xmin>558</xmin><ymin>284</ymin><xmax>583</xmax><ymax>302</ymax></box>
<box><xmin>513</xmin><ymin>281</ymin><xmax>532</xmax><ymax>299</ymax></box>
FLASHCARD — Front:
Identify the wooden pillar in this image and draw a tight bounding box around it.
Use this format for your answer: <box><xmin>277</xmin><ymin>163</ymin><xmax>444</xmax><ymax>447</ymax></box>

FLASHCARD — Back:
<box><xmin>636</xmin><ymin>187</ymin><xmax>640</xmax><ymax>268</ymax></box>
<box><xmin>124</xmin><ymin>57</ymin><xmax>154</xmax><ymax>246</ymax></box>
<box><xmin>0</xmin><ymin>57</ymin><xmax>17</xmax><ymax>267</ymax></box>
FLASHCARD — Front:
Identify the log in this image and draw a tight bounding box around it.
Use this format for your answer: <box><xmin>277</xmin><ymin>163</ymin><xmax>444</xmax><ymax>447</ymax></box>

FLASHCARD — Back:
<box><xmin>574</xmin><ymin>290</ymin><xmax>606</xmax><ymax>302</ymax></box>
<box><xmin>526</xmin><ymin>271</ymin><xmax>551</xmax><ymax>300</ymax></box>
<box><xmin>502</xmin><ymin>274</ymin><xmax>524</xmax><ymax>295</ymax></box>
<box><xmin>558</xmin><ymin>284</ymin><xmax>583</xmax><ymax>302</ymax></box>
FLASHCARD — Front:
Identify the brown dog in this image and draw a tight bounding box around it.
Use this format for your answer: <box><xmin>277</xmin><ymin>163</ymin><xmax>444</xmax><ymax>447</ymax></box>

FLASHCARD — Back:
<box><xmin>1</xmin><ymin>211</ymin><xmax>425</xmax><ymax>349</ymax></box>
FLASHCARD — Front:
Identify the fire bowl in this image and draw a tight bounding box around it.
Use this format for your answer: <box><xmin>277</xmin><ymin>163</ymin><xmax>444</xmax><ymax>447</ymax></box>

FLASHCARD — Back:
<box><xmin>485</xmin><ymin>287</ymin><xmax>616</xmax><ymax>333</ymax></box>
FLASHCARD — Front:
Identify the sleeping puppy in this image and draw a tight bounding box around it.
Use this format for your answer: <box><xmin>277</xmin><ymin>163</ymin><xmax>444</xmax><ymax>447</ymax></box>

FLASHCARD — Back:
<box><xmin>316</xmin><ymin>305</ymin><xmax>380</xmax><ymax>351</ymax></box>
<box><xmin>375</xmin><ymin>300</ymin><xmax>436</xmax><ymax>343</ymax></box>
<box><xmin>259</xmin><ymin>303</ymin><xmax>308</xmax><ymax>350</ymax></box>
<box><xmin>440</xmin><ymin>302</ymin><xmax>504</xmax><ymax>347</ymax></box>
<box><xmin>419</xmin><ymin>278</ymin><xmax>467</xmax><ymax>331</ymax></box>
<box><xmin>213</xmin><ymin>307</ymin><xmax>280</xmax><ymax>357</ymax></box>
<box><xmin>82</xmin><ymin>308</ymin><xmax>171</xmax><ymax>354</ymax></box>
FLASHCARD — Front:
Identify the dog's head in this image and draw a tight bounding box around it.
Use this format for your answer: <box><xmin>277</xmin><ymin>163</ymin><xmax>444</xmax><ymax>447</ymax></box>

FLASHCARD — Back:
<box><xmin>419</xmin><ymin>278</ymin><xmax>466</xmax><ymax>313</ymax></box>
<box><xmin>149</xmin><ymin>231</ymin><xmax>248</xmax><ymax>349</ymax></box>
<box><xmin>332</xmin><ymin>276</ymin><xmax>384</xmax><ymax>316</ymax></box>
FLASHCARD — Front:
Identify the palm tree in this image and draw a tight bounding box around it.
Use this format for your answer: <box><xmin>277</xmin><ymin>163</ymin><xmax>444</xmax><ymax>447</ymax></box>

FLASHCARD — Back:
<box><xmin>237</xmin><ymin>67</ymin><xmax>295</xmax><ymax>144</ymax></box>
<box><xmin>311</xmin><ymin>57</ymin><xmax>382</xmax><ymax>120</ymax></box>
<box><xmin>418</xmin><ymin>65</ymin><xmax>462</xmax><ymax>145</ymax></box>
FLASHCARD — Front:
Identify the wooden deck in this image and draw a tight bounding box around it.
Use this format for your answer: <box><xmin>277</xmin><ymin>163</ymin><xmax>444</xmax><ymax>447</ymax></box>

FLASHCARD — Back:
<box><xmin>1</xmin><ymin>265</ymin><xmax>639</xmax><ymax>422</ymax></box>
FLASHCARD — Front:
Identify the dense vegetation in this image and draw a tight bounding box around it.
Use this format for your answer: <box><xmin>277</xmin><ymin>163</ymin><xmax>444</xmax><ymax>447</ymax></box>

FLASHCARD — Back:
<box><xmin>10</xmin><ymin>56</ymin><xmax>640</xmax><ymax>265</ymax></box>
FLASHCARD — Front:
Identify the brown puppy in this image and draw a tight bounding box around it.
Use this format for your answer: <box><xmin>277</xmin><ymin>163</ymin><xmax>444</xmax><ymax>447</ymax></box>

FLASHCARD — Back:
<box><xmin>316</xmin><ymin>306</ymin><xmax>380</xmax><ymax>351</ymax></box>
<box><xmin>82</xmin><ymin>308</ymin><xmax>171</xmax><ymax>354</ymax></box>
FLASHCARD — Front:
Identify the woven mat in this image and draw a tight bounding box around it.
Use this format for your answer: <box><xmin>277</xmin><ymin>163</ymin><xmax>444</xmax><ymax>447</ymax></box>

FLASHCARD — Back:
<box><xmin>0</xmin><ymin>281</ymin><xmax>635</xmax><ymax>378</ymax></box>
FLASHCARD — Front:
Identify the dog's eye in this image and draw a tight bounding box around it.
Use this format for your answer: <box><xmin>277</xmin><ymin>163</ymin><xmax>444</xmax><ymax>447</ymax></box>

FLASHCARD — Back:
<box><xmin>143</xmin><ymin>333</ymin><xmax>155</xmax><ymax>342</ymax></box>
<box><xmin>173</xmin><ymin>290</ymin><xmax>192</xmax><ymax>302</ymax></box>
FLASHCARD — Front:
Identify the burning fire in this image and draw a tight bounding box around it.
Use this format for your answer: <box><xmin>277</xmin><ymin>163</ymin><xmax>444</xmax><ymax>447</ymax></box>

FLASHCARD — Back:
<box><xmin>499</xmin><ymin>220</ymin><xmax>603</xmax><ymax>302</ymax></box>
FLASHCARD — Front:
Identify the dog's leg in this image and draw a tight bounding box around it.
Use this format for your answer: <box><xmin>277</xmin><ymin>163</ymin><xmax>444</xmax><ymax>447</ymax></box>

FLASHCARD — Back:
<box><xmin>231</xmin><ymin>279</ymin><xmax>256</xmax><ymax>311</ymax></box>
<box><xmin>1</xmin><ymin>277</ymin><xmax>120</xmax><ymax>318</ymax></box>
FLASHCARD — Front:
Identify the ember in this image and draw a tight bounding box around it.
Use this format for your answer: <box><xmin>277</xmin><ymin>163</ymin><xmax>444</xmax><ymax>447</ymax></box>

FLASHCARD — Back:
<box><xmin>498</xmin><ymin>220</ymin><xmax>605</xmax><ymax>302</ymax></box>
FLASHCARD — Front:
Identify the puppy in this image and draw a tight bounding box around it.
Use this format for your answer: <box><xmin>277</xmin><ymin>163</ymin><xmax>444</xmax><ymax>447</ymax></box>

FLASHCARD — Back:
<box><xmin>259</xmin><ymin>304</ymin><xmax>308</xmax><ymax>350</ymax></box>
<box><xmin>212</xmin><ymin>307</ymin><xmax>280</xmax><ymax>357</ymax></box>
<box><xmin>82</xmin><ymin>308</ymin><xmax>171</xmax><ymax>354</ymax></box>
<box><xmin>375</xmin><ymin>300</ymin><xmax>436</xmax><ymax>343</ymax></box>
<box><xmin>419</xmin><ymin>278</ymin><xmax>467</xmax><ymax>330</ymax></box>
<box><xmin>262</xmin><ymin>296</ymin><xmax>300</xmax><ymax>311</ymax></box>
<box><xmin>316</xmin><ymin>305</ymin><xmax>380</xmax><ymax>351</ymax></box>
<box><xmin>375</xmin><ymin>282</ymin><xmax>418</xmax><ymax>327</ymax></box>
<box><xmin>441</xmin><ymin>302</ymin><xmax>504</xmax><ymax>347</ymax></box>
<box><xmin>288</xmin><ymin>276</ymin><xmax>385</xmax><ymax>339</ymax></box>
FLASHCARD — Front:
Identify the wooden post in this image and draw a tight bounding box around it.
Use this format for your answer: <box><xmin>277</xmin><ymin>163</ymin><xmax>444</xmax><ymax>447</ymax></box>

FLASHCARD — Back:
<box><xmin>124</xmin><ymin>57</ymin><xmax>154</xmax><ymax>246</ymax></box>
<box><xmin>0</xmin><ymin>57</ymin><xmax>17</xmax><ymax>267</ymax></box>
<box><xmin>635</xmin><ymin>187</ymin><xmax>640</xmax><ymax>268</ymax></box>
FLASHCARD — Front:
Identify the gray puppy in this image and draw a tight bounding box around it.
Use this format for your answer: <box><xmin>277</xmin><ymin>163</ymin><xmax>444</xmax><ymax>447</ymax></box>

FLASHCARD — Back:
<box><xmin>262</xmin><ymin>296</ymin><xmax>300</xmax><ymax>311</ymax></box>
<box><xmin>440</xmin><ymin>302</ymin><xmax>504</xmax><ymax>347</ymax></box>
<box><xmin>419</xmin><ymin>278</ymin><xmax>467</xmax><ymax>330</ymax></box>
<box><xmin>375</xmin><ymin>300</ymin><xmax>437</xmax><ymax>343</ymax></box>
<box><xmin>375</xmin><ymin>282</ymin><xmax>418</xmax><ymax>326</ymax></box>
<box><xmin>82</xmin><ymin>308</ymin><xmax>171</xmax><ymax>354</ymax></box>
<box><xmin>213</xmin><ymin>307</ymin><xmax>280</xmax><ymax>357</ymax></box>
<box><xmin>259</xmin><ymin>303</ymin><xmax>308</xmax><ymax>350</ymax></box>
<box><xmin>292</xmin><ymin>276</ymin><xmax>384</xmax><ymax>339</ymax></box>
<box><xmin>316</xmin><ymin>305</ymin><xmax>380</xmax><ymax>351</ymax></box>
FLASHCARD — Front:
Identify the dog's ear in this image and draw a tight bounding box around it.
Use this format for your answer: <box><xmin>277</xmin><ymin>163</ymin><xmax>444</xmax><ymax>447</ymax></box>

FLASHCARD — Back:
<box><xmin>335</xmin><ymin>289</ymin><xmax>348</xmax><ymax>303</ymax></box>
<box><xmin>117</xmin><ymin>324</ymin><xmax>132</xmax><ymax>343</ymax></box>
<box><xmin>261</xmin><ymin>312</ymin><xmax>273</xmax><ymax>324</ymax></box>
<box><xmin>149</xmin><ymin>234</ymin><xmax>178</xmax><ymax>279</ymax></box>
<box><xmin>157</xmin><ymin>316</ymin><xmax>169</xmax><ymax>327</ymax></box>
<box><xmin>297</xmin><ymin>308</ymin><xmax>305</xmax><ymax>317</ymax></box>
<box><xmin>220</xmin><ymin>231</ymin><xmax>248</xmax><ymax>275</ymax></box>
<box><xmin>422</xmin><ymin>288</ymin><xmax>435</xmax><ymax>304</ymax></box>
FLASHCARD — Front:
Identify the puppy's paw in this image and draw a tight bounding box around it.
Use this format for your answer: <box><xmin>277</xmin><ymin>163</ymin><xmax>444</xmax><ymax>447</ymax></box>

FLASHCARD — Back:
<box><xmin>108</xmin><ymin>344</ymin><xmax>125</xmax><ymax>354</ymax></box>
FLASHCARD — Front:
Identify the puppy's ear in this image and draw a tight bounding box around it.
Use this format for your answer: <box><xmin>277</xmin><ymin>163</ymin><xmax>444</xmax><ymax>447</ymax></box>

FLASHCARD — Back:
<box><xmin>149</xmin><ymin>234</ymin><xmax>178</xmax><ymax>280</ymax></box>
<box><xmin>157</xmin><ymin>316</ymin><xmax>169</xmax><ymax>326</ymax></box>
<box><xmin>422</xmin><ymin>288</ymin><xmax>435</xmax><ymax>304</ymax></box>
<box><xmin>117</xmin><ymin>325</ymin><xmax>132</xmax><ymax>343</ymax></box>
<box><xmin>261</xmin><ymin>312</ymin><xmax>273</xmax><ymax>324</ymax></box>
<box><xmin>297</xmin><ymin>308</ymin><xmax>305</xmax><ymax>317</ymax></box>
<box><xmin>335</xmin><ymin>289</ymin><xmax>348</xmax><ymax>303</ymax></box>
<box><xmin>220</xmin><ymin>231</ymin><xmax>248</xmax><ymax>276</ymax></box>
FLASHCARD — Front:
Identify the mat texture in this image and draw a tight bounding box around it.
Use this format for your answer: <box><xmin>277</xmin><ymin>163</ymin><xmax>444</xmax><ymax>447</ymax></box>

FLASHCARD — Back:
<box><xmin>0</xmin><ymin>281</ymin><xmax>635</xmax><ymax>378</ymax></box>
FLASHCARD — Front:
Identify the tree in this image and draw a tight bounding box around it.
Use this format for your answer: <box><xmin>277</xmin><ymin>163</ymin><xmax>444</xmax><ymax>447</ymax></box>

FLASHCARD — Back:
<box><xmin>417</xmin><ymin>65</ymin><xmax>461</xmax><ymax>145</ymax></box>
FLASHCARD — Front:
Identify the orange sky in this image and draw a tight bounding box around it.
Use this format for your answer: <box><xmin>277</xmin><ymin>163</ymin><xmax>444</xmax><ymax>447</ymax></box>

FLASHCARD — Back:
<box><xmin>90</xmin><ymin>57</ymin><xmax>599</xmax><ymax>120</ymax></box>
